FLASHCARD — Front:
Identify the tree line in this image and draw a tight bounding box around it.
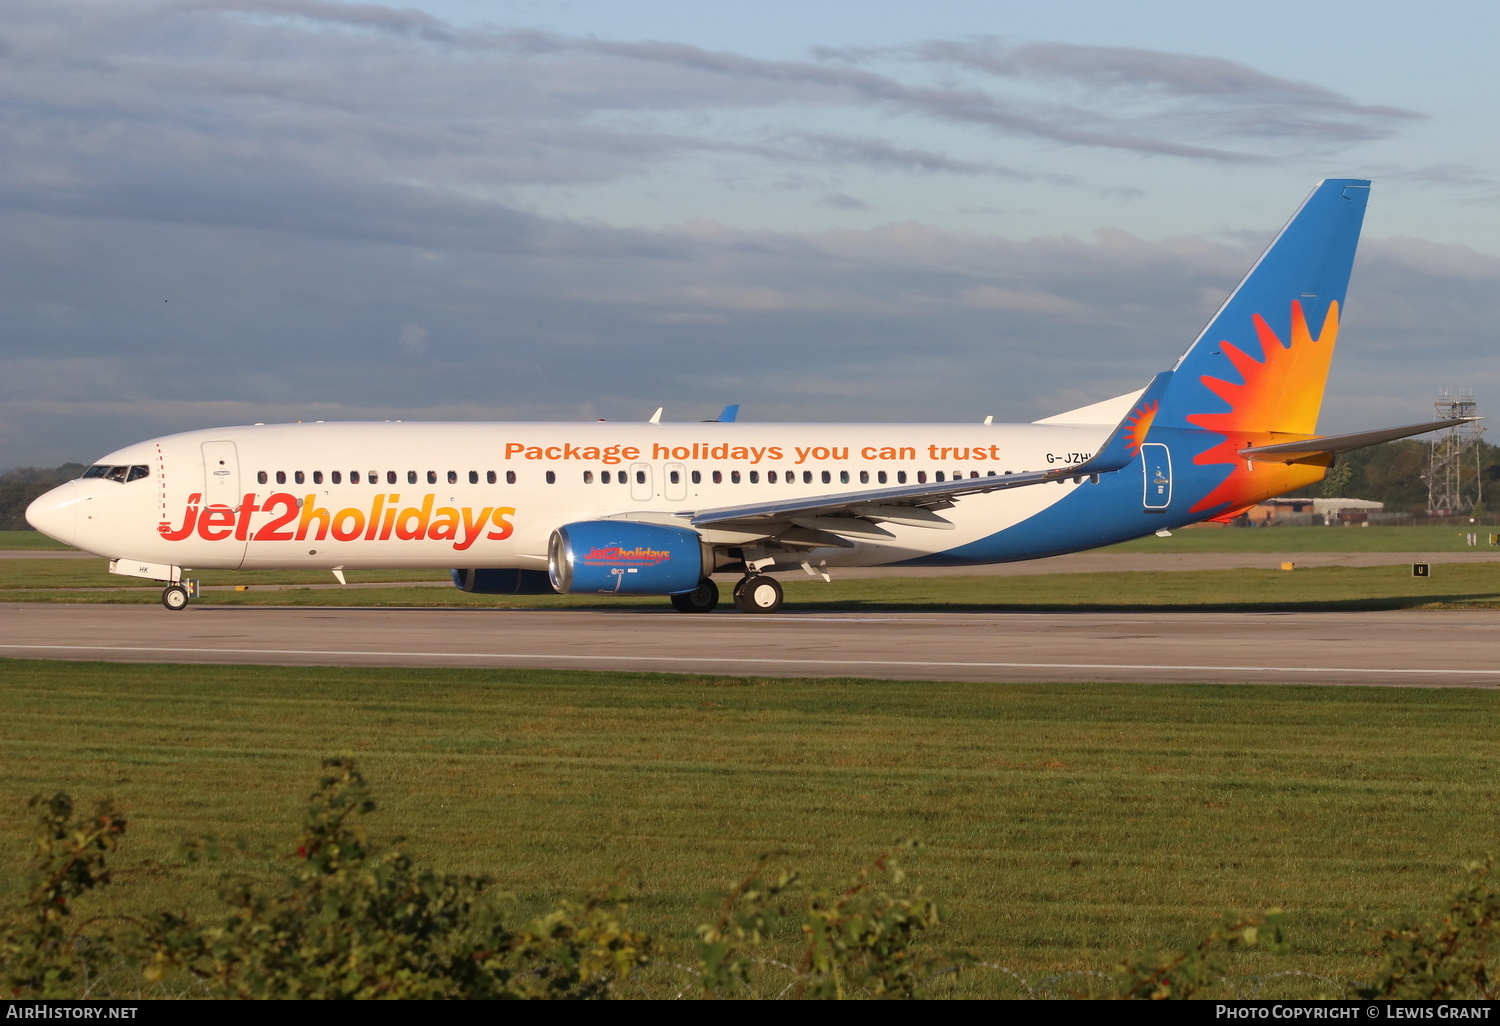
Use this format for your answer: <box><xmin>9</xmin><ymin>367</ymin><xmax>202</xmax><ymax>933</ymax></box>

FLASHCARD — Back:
<box><xmin>0</xmin><ymin>464</ymin><xmax>86</xmax><ymax>531</ymax></box>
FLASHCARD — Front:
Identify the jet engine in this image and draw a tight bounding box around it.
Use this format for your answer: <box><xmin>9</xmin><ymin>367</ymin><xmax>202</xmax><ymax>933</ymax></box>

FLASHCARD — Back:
<box><xmin>548</xmin><ymin>521</ymin><xmax>707</xmax><ymax>595</ymax></box>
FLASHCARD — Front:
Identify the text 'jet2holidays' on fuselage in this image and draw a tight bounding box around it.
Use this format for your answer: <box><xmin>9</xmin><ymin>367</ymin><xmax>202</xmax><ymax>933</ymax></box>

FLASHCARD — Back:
<box><xmin>25</xmin><ymin>179</ymin><xmax>1470</xmax><ymax>613</ymax></box>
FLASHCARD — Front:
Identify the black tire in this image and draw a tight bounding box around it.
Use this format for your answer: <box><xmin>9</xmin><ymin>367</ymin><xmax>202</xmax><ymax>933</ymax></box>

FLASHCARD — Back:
<box><xmin>161</xmin><ymin>584</ymin><xmax>190</xmax><ymax>611</ymax></box>
<box><xmin>732</xmin><ymin>574</ymin><xmax>783</xmax><ymax>614</ymax></box>
<box><xmin>670</xmin><ymin>578</ymin><xmax>719</xmax><ymax>613</ymax></box>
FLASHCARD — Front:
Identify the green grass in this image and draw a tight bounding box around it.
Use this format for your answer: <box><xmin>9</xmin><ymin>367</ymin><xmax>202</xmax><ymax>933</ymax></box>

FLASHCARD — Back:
<box><xmin>1</xmin><ymin>659</ymin><xmax>1495</xmax><ymax>994</ymax></box>
<box><xmin>0</xmin><ymin>558</ymin><xmax>444</xmax><ymax>590</ymax></box>
<box><xmin>0</xmin><ymin>530</ymin><xmax>74</xmax><ymax>550</ymax></box>
<box><xmin>1109</xmin><ymin>524</ymin><xmax>1498</xmax><ymax>553</ymax></box>
<box><xmin>6</xmin><ymin>559</ymin><xmax>1500</xmax><ymax>612</ymax></box>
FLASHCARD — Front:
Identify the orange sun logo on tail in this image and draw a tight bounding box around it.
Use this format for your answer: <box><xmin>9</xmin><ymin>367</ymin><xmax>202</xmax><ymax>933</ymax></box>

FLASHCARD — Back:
<box><xmin>1186</xmin><ymin>300</ymin><xmax>1339</xmax><ymax>514</ymax></box>
<box><xmin>1122</xmin><ymin>399</ymin><xmax>1159</xmax><ymax>456</ymax></box>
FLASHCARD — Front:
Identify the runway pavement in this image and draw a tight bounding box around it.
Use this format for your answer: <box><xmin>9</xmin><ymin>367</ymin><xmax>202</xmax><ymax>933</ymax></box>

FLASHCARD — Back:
<box><xmin>3</xmin><ymin>603</ymin><xmax>1497</xmax><ymax>687</ymax></box>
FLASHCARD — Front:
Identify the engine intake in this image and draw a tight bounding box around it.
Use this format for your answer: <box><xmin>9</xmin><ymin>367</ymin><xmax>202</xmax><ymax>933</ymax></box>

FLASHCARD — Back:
<box><xmin>548</xmin><ymin>521</ymin><xmax>705</xmax><ymax>595</ymax></box>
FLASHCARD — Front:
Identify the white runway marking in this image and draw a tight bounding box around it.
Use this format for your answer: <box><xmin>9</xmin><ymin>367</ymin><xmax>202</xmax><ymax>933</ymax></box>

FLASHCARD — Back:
<box><xmin>2</xmin><ymin>643</ymin><xmax>1495</xmax><ymax>678</ymax></box>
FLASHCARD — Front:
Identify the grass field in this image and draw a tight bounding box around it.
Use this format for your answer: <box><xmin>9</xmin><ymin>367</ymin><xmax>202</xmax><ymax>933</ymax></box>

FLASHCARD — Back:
<box><xmin>0</xmin><ymin>530</ymin><xmax>73</xmax><ymax>550</ymax></box>
<box><xmin>1</xmin><ymin>659</ymin><xmax>1496</xmax><ymax>996</ymax></box>
<box><xmin>5</xmin><ymin>557</ymin><xmax>1500</xmax><ymax>612</ymax></box>
<box><xmin>1108</xmin><ymin>524</ymin><xmax>1499</xmax><ymax>554</ymax></box>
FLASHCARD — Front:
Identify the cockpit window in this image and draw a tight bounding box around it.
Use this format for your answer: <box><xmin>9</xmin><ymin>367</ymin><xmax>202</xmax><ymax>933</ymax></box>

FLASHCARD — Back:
<box><xmin>84</xmin><ymin>464</ymin><xmax>149</xmax><ymax>483</ymax></box>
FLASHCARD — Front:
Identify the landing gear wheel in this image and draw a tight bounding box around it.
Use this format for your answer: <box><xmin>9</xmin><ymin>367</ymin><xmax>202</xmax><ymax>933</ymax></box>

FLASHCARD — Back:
<box><xmin>670</xmin><ymin>578</ymin><xmax>720</xmax><ymax>613</ymax></box>
<box><xmin>161</xmin><ymin>584</ymin><xmax>190</xmax><ymax>611</ymax></box>
<box><xmin>732</xmin><ymin>574</ymin><xmax>783</xmax><ymax>614</ymax></box>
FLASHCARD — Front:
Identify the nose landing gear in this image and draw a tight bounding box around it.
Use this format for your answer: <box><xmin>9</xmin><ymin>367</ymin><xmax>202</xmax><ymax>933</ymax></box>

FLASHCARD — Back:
<box><xmin>161</xmin><ymin>584</ymin><xmax>190</xmax><ymax>610</ymax></box>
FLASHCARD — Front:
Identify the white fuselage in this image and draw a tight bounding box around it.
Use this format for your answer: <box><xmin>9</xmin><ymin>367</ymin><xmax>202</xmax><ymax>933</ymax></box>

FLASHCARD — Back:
<box><xmin>41</xmin><ymin>420</ymin><xmax>1114</xmax><ymax>574</ymax></box>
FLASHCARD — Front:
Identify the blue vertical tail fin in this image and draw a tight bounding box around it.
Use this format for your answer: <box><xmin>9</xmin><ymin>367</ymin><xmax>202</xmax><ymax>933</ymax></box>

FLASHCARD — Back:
<box><xmin>1154</xmin><ymin>179</ymin><xmax>1369</xmax><ymax>435</ymax></box>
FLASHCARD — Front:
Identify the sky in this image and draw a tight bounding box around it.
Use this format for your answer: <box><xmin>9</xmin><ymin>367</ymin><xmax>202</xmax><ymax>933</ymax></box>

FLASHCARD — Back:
<box><xmin>4</xmin><ymin>0</ymin><xmax>1500</xmax><ymax>465</ymax></box>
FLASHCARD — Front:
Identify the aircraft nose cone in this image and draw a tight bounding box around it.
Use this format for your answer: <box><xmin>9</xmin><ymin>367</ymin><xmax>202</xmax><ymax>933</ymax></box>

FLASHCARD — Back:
<box><xmin>25</xmin><ymin>480</ymin><xmax>79</xmax><ymax>547</ymax></box>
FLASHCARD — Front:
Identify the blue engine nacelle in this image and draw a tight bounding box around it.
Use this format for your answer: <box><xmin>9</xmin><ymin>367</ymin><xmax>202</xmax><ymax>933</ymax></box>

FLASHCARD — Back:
<box><xmin>451</xmin><ymin>568</ymin><xmax>558</xmax><ymax>594</ymax></box>
<box><xmin>548</xmin><ymin>521</ymin><xmax>706</xmax><ymax>595</ymax></box>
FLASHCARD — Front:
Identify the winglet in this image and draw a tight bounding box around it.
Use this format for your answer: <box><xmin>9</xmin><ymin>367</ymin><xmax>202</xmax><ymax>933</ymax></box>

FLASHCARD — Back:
<box><xmin>1067</xmin><ymin>371</ymin><xmax>1174</xmax><ymax>477</ymax></box>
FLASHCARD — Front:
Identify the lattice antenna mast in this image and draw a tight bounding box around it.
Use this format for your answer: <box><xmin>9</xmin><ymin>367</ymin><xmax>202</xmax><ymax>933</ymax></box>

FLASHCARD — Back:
<box><xmin>1427</xmin><ymin>389</ymin><xmax>1484</xmax><ymax>513</ymax></box>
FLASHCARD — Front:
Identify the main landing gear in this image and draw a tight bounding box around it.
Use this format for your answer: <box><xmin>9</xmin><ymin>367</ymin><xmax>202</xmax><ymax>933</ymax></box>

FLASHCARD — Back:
<box><xmin>732</xmin><ymin>574</ymin><xmax>783</xmax><ymax>614</ymax></box>
<box><xmin>161</xmin><ymin>583</ymin><xmax>190</xmax><ymax>611</ymax></box>
<box><xmin>670</xmin><ymin>578</ymin><xmax>720</xmax><ymax>614</ymax></box>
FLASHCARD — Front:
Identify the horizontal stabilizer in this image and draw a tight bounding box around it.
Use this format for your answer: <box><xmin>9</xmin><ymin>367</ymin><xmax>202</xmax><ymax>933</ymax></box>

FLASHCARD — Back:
<box><xmin>1238</xmin><ymin>418</ymin><xmax>1478</xmax><ymax>464</ymax></box>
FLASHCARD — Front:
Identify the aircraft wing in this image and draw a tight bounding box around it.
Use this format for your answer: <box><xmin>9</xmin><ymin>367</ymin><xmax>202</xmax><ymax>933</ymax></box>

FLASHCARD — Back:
<box><xmin>1238</xmin><ymin>417</ymin><xmax>1476</xmax><ymax>464</ymax></box>
<box><xmin>681</xmin><ymin>372</ymin><xmax>1173</xmax><ymax>540</ymax></box>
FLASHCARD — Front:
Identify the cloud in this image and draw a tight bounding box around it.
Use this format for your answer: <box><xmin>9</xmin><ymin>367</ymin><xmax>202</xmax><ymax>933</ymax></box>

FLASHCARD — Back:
<box><xmin>820</xmin><ymin>37</ymin><xmax>1421</xmax><ymax>148</ymax></box>
<box><xmin>398</xmin><ymin>321</ymin><xmax>429</xmax><ymax>357</ymax></box>
<box><xmin>0</xmin><ymin>3</ymin><xmax>1472</xmax><ymax>465</ymax></box>
<box><xmin>820</xmin><ymin>192</ymin><xmax>869</xmax><ymax>211</ymax></box>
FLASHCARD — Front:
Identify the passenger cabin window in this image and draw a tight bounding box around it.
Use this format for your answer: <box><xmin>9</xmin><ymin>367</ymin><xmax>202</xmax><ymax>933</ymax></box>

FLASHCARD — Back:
<box><xmin>748</xmin><ymin>470</ymin><xmax>758</xmax><ymax>484</ymax></box>
<box><xmin>730</xmin><ymin>470</ymin><xmax>741</xmax><ymax>484</ymax></box>
<box><xmin>506</xmin><ymin>471</ymin><xmax>516</xmax><ymax>484</ymax></box>
<box><xmin>448</xmin><ymin>471</ymin><xmax>458</xmax><ymax>485</ymax></box>
<box><xmin>257</xmin><ymin>471</ymin><xmax>268</xmax><ymax>485</ymax></box>
<box><xmin>821</xmin><ymin>471</ymin><xmax>831</xmax><ymax>484</ymax></box>
<box><xmin>767</xmin><ymin>470</ymin><xmax>777</xmax><ymax>484</ymax></box>
<box><xmin>369</xmin><ymin>470</ymin><xmax>378</xmax><ymax>483</ymax></box>
<box><xmin>314</xmin><ymin>471</ymin><xmax>324</xmax><ymax>484</ymax></box>
<box><xmin>802</xmin><ymin>471</ymin><xmax>812</xmax><ymax>484</ymax></box>
<box><xmin>712</xmin><ymin>470</ymin><xmax>722</xmax><ymax>484</ymax></box>
<box><xmin>935</xmin><ymin>472</ymin><xmax>945</xmax><ymax>483</ymax></box>
<box><xmin>468</xmin><ymin>471</ymin><xmax>478</xmax><ymax>484</ymax></box>
<box><xmin>387</xmin><ymin>471</ymin><xmax>397</xmax><ymax>485</ymax></box>
<box><xmin>840</xmin><ymin>471</ymin><xmax>849</xmax><ymax>484</ymax></box>
<box><xmin>859</xmin><ymin>471</ymin><xmax>869</xmax><ymax>484</ymax></box>
<box><xmin>427</xmin><ymin>470</ymin><xmax>437</xmax><ymax>484</ymax></box>
<box><xmin>583</xmin><ymin>471</ymin><xmax>594</xmax><ymax>484</ymax></box>
<box><xmin>691</xmin><ymin>470</ymin><xmax>701</xmax><ymax>484</ymax></box>
<box><xmin>635</xmin><ymin>470</ymin><xmax>645</xmax><ymax>484</ymax></box>
<box><xmin>670</xmin><ymin>470</ymin><xmax>681</xmax><ymax>484</ymax></box>
<box><xmin>878</xmin><ymin>471</ymin><xmax>887</xmax><ymax>484</ymax></box>
<box><xmin>352</xmin><ymin>471</ymin><xmax>361</xmax><ymax>483</ymax></box>
<box><xmin>276</xmin><ymin>471</ymin><xmax>286</xmax><ymax>484</ymax></box>
<box><xmin>487</xmin><ymin>471</ymin><xmax>496</xmax><ymax>484</ymax></box>
<box><xmin>918</xmin><ymin>471</ymin><xmax>927</xmax><ymax>483</ymax></box>
<box><xmin>897</xmin><ymin>471</ymin><xmax>907</xmax><ymax>484</ymax></box>
<box><xmin>601</xmin><ymin>471</ymin><xmax>611</xmax><ymax>484</ymax></box>
<box><xmin>295</xmin><ymin>471</ymin><xmax>305</xmax><ymax>485</ymax></box>
<box><xmin>331</xmin><ymin>471</ymin><xmax>342</xmax><ymax>484</ymax></box>
<box><xmin>407</xmin><ymin>471</ymin><xmax>417</xmax><ymax>484</ymax></box>
<box><xmin>546</xmin><ymin>471</ymin><xmax>556</xmax><ymax>484</ymax></box>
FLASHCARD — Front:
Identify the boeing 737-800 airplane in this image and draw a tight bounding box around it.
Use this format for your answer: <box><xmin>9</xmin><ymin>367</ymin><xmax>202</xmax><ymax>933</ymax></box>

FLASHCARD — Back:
<box><xmin>26</xmin><ymin>180</ymin><xmax>1467</xmax><ymax>613</ymax></box>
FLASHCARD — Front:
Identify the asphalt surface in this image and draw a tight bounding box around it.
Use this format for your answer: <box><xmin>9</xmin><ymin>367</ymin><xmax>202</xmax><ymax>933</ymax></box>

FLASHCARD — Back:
<box><xmin>3</xmin><ymin>603</ymin><xmax>1497</xmax><ymax>687</ymax></box>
